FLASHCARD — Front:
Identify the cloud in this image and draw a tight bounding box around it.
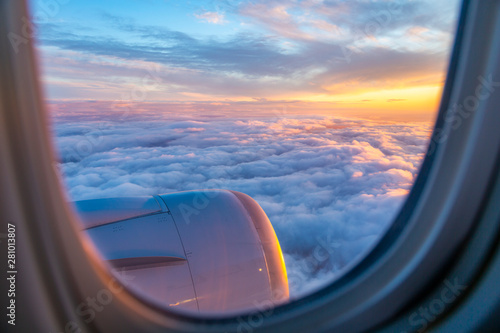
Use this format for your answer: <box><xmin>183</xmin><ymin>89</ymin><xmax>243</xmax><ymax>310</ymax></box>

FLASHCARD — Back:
<box><xmin>52</xmin><ymin>107</ymin><xmax>431</xmax><ymax>297</ymax></box>
<box><xmin>195</xmin><ymin>11</ymin><xmax>227</xmax><ymax>24</ymax></box>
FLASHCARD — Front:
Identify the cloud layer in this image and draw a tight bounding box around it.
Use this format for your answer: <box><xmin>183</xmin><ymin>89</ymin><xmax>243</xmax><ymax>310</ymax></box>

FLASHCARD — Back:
<box><xmin>52</xmin><ymin>110</ymin><xmax>431</xmax><ymax>297</ymax></box>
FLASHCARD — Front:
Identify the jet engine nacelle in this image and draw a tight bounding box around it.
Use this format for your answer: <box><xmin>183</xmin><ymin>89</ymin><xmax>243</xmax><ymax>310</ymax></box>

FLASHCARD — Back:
<box><xmin>73</xmin><ymin>190</ymin><xmax>289</xmax><ymax>314</ymax></box>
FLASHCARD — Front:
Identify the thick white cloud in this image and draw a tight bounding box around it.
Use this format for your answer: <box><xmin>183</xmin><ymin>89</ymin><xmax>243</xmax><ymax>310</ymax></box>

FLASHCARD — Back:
<box><xmin>52</xmin><ymin>114</ymin><xmax>431</xmax><ymax>297</ymax></box>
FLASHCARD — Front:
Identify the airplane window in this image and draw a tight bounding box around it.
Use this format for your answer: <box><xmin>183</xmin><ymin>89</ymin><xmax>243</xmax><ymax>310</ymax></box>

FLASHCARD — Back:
<box><xmin>27</xmin><ymin>0</ymin><xmax>461</xmax><ymax>316</ymax></box>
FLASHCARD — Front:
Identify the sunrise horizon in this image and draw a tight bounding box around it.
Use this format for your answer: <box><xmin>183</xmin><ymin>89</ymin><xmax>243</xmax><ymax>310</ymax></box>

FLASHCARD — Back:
<box><xmin>32</xmin><ymin>0</ymin><xmax>458</xmax><ymax>123</ymax></box>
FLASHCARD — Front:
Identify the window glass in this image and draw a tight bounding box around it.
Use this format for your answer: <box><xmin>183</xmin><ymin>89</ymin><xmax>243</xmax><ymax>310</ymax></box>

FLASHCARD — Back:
<box><xmin>29</xmin><ymin>0</ymin><xmax>461</xmax><ymax>314</ymax></box>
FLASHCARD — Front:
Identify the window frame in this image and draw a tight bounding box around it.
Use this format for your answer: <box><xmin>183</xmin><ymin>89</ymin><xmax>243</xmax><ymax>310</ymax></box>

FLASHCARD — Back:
<box><xmin>2</xmin><ymin>0</ymin><xmax>500</xmax><ymax>332</ymax></box>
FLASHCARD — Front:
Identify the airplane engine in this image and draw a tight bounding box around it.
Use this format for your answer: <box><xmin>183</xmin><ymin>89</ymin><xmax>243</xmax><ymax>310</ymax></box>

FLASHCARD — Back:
<box><xmin>73</xmin><ymin>190</ymin><xmax>289</xmax><ymax>314</ymax></box>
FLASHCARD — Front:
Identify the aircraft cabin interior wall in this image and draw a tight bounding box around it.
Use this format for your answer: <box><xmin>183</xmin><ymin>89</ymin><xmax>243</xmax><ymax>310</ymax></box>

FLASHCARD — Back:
<box><xmin>1</xmin><ymin>0</ymin><xmax>500</xmax><ymax>332</ymax></box>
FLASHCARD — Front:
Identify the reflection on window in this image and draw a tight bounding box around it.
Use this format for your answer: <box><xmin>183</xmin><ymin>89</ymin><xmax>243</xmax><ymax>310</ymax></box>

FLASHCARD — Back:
<box><xmin>30</xmin><ymin>0</ymin><xmax>461</xmax><ymax>313</ymax></box>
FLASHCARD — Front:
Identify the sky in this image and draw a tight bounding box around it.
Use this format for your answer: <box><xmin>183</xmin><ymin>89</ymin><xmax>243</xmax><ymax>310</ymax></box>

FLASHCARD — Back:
<box><xmin>30</xmin><ymin>0</ymin><xmax>461</xmax><ymax>121</ymax></box>
<box><xmin>31</xmin><ymin>0</ymin><xmax>460</xmax><ymax>300</ymax></box>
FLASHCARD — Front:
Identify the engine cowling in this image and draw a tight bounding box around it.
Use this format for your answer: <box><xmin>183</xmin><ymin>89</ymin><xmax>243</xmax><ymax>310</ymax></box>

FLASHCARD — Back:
<box><xmin>73</xmin><ymin>190</ymin><xmax>289</xmax><ymax>314</ymax></box>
